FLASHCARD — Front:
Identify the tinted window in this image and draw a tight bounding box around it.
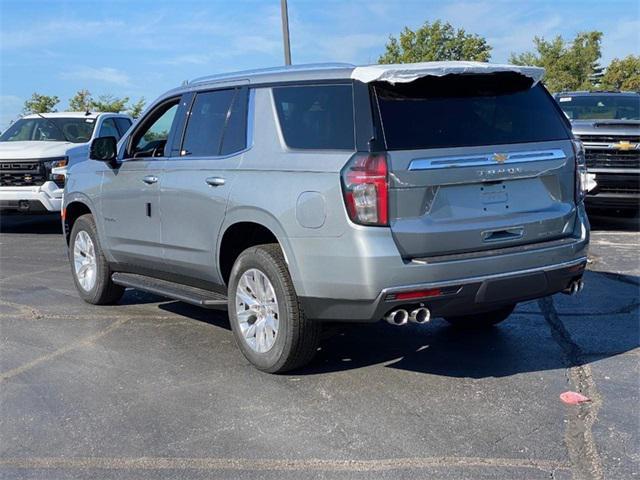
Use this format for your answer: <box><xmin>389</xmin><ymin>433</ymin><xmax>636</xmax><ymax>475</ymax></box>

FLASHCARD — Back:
<box><xmin>375</xmin><ymin>74</ymin><xmax>569</xmax><ymax>150</ymax></box>
<box><xmin>182</xmin><ymin>89</ymin><xmax>236</xmax><ymax>157</ymax></box>
<box><xmin>130</xmin><ymin>100</ymin><xmax>179</xmax><ymax>158</ymax></box>
<box><xmin>99</xmin><ymin>118</ymin><xmax>120</xmax><ymax>140</ymax></box>
<box><xmin>556</xmin><ymin>94</ymin><xmax>639</xmax><ymax>120</ymax></box>
<box><xmin>221</xmin><ymin>89</ymin><xmax>248</xmax><ymax>155</ymax></box>
<box><xmin>114</xmin><ymin>117</ymin><xmax>132</xmax><ymax>136</ymax></box>
<box><xmin>273</xmin><ymin>85</ymin><xmax>354</xmax><ymax>150</ymax></box>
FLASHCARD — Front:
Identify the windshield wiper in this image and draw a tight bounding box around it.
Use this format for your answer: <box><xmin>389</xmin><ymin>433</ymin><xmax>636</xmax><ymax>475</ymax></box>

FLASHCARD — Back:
<box><xmin>35</xmin><ymin>113</ymin><xmax>72</xmax><ymax>143</ymax></box>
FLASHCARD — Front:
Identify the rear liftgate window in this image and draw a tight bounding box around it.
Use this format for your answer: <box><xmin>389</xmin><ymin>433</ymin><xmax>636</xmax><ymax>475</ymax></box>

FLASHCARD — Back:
<box><xmin>273</xmin><ymin>84</ymin><xmax>355</xmax><ymax>150</ymax></box>
<box><xmin>374</xmin><ymin>73</ymin><xmax>569</xmax><ymax>150</ymax></box>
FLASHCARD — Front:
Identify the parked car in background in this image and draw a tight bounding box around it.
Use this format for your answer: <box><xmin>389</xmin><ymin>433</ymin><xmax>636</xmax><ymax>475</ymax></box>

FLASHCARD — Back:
<box><xmin>0</xmin><ymin>112</ymin><xmax>132</xmax><ymax>214</ymax></box>
<box><xmin>555</xmin><ymin>91</ymin><xmax>639</xmax><ymax>212</ymax></box>
<box><xmin>63</xmin><ymin>62</ymin><xmax>589</xmax><ymax>372</ymax></box>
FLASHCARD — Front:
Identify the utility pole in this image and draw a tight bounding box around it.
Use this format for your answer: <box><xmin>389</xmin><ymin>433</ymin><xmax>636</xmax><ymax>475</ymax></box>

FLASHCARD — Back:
<box><xmin>280</xmin><ymin>0</ymin><xmax>292</xmax><ymax>65</ymax></box>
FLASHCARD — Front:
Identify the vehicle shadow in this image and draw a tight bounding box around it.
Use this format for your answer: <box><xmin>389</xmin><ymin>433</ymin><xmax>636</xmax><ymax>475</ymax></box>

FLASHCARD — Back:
<box><xmin>158</xmin><ymin>301</ymin><xmax>232</xmax><ymax>331</ymax></box>
<box><xmin>0</xmin><ymin>213</ymin><xmax>62</xmax><ymax>234</ymax></box>
<box><xmin>151</xmin><ymin>271</ymin><xmax>639</xmax><ymax>379</ymax></box>
<box><xmin>300</xmin><ymin>294</ymin><xmax>639</xmax><ymax>377</ymax></box>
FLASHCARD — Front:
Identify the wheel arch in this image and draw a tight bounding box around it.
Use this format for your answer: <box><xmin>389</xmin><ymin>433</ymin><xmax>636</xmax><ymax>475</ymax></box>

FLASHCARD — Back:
<box><xmin>63</xmin><ymin>198</ymin><xmax>95</xmax><ymax>245</ymax></box>
<box><xmin>218</xmin><ymin>209</ymin><xmax>303</xmax><ymax>295</ymax></box>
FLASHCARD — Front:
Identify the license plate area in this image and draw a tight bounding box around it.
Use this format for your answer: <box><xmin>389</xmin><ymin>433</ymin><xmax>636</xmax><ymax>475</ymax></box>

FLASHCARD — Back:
<box><xmin>480</xmin><ymin>183</ymin><xmax>508</xmax><ymax>211</ymax></box>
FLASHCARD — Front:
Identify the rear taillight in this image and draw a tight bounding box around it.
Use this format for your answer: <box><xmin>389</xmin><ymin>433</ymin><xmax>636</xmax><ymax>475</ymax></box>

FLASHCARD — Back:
<box><xmin>341</xmin><ymin>152</ymin><xmax>389</xmax><ymax>226</ymax></box>
<box><xmin>572</xmin><ymin>140</ymin><xmax>588</xmax><ymax>204</ymax></box>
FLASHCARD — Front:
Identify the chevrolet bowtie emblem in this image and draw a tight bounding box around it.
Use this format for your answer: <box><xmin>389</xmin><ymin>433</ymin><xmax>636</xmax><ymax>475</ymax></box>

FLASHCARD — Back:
<box><xmin>613</xmin><ymin>141</ymin><xmax>637</xmax><ymax>151</ymax></box>
<box><xmin>492</xmin><ymin>153</ymin><xmax>508</xmax><ymax>163</ymax></box>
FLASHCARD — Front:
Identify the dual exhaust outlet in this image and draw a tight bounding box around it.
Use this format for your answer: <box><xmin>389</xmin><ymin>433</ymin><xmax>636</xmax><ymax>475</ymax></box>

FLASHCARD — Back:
<box><xmin>562</xmin><ymin>279</ymin><xmax>585</xmax><ymax>296</ymax></box>
<box><xmin>385</xmin><ymin>307</ymin><xmax>430</xmax><ymax>326</ymax></box>
<box><xmin>386</xmin><ymin>278</ymin><xmax>584</xmax><ymax>325</ymax></box>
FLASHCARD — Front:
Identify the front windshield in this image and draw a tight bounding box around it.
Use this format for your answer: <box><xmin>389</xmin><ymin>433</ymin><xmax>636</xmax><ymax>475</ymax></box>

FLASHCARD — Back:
<box><xmin>557</xmin><ymin>95</ymin><xmax>640</xmax><ymax>121</ymax></box>
<box><xmin>0</xmin><ymin>117</ymin><xmax>96</xmax><ymax>143</ymax></box>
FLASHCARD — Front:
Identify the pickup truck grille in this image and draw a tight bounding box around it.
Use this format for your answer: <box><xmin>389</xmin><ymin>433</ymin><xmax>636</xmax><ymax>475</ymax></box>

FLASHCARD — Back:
<box><xmin>0</xmin><ymin>161</ymin><xmax>47</xmax><ymax>187</ymax></box>
<box><xmin>598</xmin><ymin>185</ymin><xmax>640</xmax><ymax>194</ymax></box>
<box><xmin>585</xmin><ymin>150</ymin><xmax>640</xmax><ymax>169</ymax></box>
<box><xmin>575</xmin><ymin>134</ymin><xmax>640</xmax><ymax>170</ymax></box>
<box><xmin>578</xmin><ymin>134</ymin><xmax>640</xmax><ymax>144</ymax></box>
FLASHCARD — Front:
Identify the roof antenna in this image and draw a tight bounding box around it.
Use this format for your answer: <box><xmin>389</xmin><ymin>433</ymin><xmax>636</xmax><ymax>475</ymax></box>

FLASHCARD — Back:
<box><xmin>84</xmin><ymin>109</ymin><xmax>91</xmax><ymax>116</ymax></box>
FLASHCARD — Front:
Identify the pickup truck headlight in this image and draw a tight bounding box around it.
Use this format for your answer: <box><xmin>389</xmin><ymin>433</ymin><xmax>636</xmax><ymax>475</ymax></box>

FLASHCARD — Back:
<box><xmin>44</xmin><ymin>157</ymin><xmax>68</xmax><ymax>188</ymax></box>
<box><xmin>572</xmin><ymin>140</ymin><xmax>588</xmax><ymax>204</ymax></box>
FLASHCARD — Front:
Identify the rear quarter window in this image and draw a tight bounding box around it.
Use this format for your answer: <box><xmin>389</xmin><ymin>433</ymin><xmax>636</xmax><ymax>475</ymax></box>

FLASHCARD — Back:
<box><xmin>375</xmin><ymin>74</ymin><xmax>569</xmax><ymax>150</ymax></box>
<box><xmin>273</xmin><ymin>84</ymin><xmax>355</xmax><ymax>150</ymax></box>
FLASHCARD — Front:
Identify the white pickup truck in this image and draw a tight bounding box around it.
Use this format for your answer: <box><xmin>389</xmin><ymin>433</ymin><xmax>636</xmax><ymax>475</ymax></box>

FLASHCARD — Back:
<box><xmin>0</xmin><ymin>112</ymin><xmax>132</xmax><ymax>213</ymax></box>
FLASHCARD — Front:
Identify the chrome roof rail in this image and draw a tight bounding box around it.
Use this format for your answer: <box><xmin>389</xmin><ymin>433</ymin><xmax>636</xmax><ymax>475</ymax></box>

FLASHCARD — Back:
<box><xmin>189</xmin><ymin>63</ymin><xmax>355</xmax><ymax>85</ymax></box>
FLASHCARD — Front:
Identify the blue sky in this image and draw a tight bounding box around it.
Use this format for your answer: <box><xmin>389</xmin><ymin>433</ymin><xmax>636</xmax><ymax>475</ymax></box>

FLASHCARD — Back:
<box><xmin>1</xmin><ymin>0</ymin><xmax>638</xmax><ymax>128</ymax></box>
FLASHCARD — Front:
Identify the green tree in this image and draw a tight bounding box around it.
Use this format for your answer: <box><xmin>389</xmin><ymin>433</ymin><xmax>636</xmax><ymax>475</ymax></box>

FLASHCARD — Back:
<box><xmin>127</xmin><ymin>97</ymin><xmax>146</xmax><ymax>119</ymax></box>
<box><xmin>510</xmin><ymin>31</ymin><xmax>603</xmax><ymax>92</ymax></box>
<box><xmin>68</xmin><ymin>89</ymin><xmax>93</xmax><ymax>112</ymax></box>
<box><xmin>378</xmin><ymin>20</ymin><xmax>491</xmax><ymax>64</ymax></box>
<box><xmin>600</xmin><ymin>55</ymin><xmax>640</xmax><ymax>91</ymax></box>
<box><xmin>22</xmin><ymin>93</ymin><xmax>59</xmax><ymax>114</ymax></box>
<box><xmin>90</xmin><ymin>94</ymin><xmax>130</xmax><ymax>113</ymax></box>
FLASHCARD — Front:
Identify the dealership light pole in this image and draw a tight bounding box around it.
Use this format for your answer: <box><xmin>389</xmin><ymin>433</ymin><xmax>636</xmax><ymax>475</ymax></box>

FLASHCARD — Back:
<box><xmin>280</xmin><ymin>0</ymin><xmax>292</xmax><ymax>65</ymax></box>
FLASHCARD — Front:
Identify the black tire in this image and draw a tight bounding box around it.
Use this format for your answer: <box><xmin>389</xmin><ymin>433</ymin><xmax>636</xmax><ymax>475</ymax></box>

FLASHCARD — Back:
<box><xmin>444</xmin><ymin>304</ymin><xmax>515</xmax><ymax>328</ymax></box>
<box><xmin>227</xmin><ymin>244</ymin><xmax>320</xmax><ymax>373</ymax></box>
<box><xmin>69</xmin><ymin>214</ymin><xmax>124</xmax><ymax>305</ymax></box>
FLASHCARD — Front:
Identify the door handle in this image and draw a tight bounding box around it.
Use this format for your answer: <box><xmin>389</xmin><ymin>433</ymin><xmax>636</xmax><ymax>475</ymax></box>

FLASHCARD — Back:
<box><xmin>206</xmin><ymin>177</ymin><xmax>225</xmax><ymax>187</ymax></box>
<box><xmin>142</xmin><ymin>175</ymin><xmax>158</xmax><ymax>185</ymax></box>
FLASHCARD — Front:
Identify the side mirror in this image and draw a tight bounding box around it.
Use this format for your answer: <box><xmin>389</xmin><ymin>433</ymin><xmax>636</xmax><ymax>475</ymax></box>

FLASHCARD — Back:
<box><xmin>89</xmin><ymin>136</ymin><xmax>118</xmax><ymax>162</ymax></box>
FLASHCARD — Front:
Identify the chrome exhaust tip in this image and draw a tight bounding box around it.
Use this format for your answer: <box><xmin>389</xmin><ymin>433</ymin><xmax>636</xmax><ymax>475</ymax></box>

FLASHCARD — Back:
<box><xmin>409</xmin><ymin>307</ymin><xmax>431</xmax><ymax>324</ymax></box>
<box><xmin>562</xmin><ymin>279</ymin><xmax>584</xmax><ymax>296</ymax></box>
<box><xmin>385</xmin><ymin>309</ymin><xmax>409</xmax><ymax>326</ymax></box>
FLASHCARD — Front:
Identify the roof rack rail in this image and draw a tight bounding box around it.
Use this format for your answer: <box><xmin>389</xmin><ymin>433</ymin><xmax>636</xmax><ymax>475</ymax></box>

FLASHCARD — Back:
<box><xmin>189</xmin><ymin>62</ymin><xmax>355</xmax><ymax>85</ymax></box>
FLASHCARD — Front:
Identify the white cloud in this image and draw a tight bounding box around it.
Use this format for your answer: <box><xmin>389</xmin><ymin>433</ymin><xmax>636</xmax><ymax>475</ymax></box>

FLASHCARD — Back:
<box><xmin>60</xmin><ymin>67</ymin><xmax>132</xmax><ymax>87</ymax></box>
<box><xmin>161</xmin><ymin>54</ymin><xmax>212</xmax><ymax>66</ymax></box>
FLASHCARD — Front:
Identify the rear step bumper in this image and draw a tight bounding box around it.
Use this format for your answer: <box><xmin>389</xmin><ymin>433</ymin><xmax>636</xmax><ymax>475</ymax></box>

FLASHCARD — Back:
<box><xmin>112</xmin><ymin>272</ymin><xmax>227</xmax><ymax>308</ymax></box>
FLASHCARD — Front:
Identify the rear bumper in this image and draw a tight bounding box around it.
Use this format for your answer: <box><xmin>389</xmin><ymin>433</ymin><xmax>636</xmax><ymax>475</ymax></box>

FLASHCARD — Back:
<box><xmin>295</xmin><ymin>205</ymin><xmax>589</xmax><ymax>322</ymax></box>
<box><xmin>0</xmin><ymin>183</ymin><xmax>63</xmax><ymax>212</ymax></box>
<box><xmin>301</xmin><ymin>256</ymin><xmax>586</xmax><ymax>321</ymax></box>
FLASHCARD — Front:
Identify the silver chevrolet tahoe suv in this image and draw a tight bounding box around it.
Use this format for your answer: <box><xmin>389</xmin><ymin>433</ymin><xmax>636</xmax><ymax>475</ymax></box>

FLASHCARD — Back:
<box><xmin>63</xmin><ymin>62</ymin><xmax>590</xmax><ymax>372</ymax></box>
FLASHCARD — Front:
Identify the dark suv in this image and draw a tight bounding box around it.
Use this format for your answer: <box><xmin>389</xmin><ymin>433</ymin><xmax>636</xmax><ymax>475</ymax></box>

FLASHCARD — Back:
<box><xmin>555</xmin><ymin>91</ymin><xmax>639</xmax><ymax>210</ymax></box>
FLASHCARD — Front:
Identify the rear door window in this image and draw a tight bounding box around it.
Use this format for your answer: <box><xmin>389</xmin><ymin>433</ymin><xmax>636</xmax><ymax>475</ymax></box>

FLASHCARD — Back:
<box><xmin>374</xmin><ymin>74</ymin><xmax>569</xmax><ymax>150</ymax></box>
<box><xmin>273</xmin><ymin>84</ymin><xmax>355</xmax><ymax>150</ymax></box>
<box><xmin>221</xmin><ymin>88</ymin><xmax>248</xmax><ymax>155</ymax></box>
<box><xmin>181</xmin><ymin>89</ymin><xmax>243</xmax><ymax>157</ymax></box>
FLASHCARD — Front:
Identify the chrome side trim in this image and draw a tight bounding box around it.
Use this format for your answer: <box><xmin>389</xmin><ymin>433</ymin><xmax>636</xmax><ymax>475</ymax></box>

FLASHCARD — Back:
<box><xmin>408</xmin><ymin>149</ymin><xmax>567</xmax><ymax>171</ymax></box>
<box><xmin>381</xmin><ymin>257</ymin><xmax>587</xmax><ymax>295</ymax></box>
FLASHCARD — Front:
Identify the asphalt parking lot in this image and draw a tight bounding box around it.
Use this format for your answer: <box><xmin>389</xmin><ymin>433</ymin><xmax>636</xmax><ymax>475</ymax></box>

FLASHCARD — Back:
<box><xmin>0</xmin><ymin>212</ymin><xmax>638</xmax><ymax>480</ymax></box>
